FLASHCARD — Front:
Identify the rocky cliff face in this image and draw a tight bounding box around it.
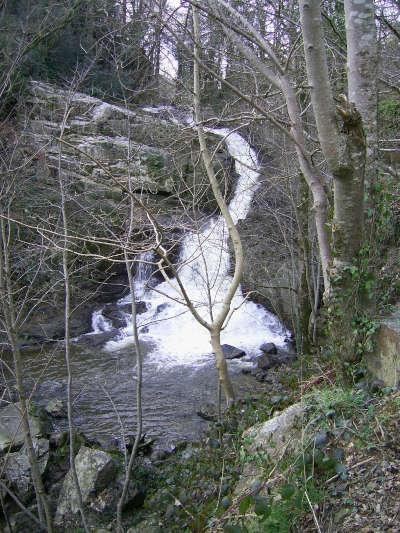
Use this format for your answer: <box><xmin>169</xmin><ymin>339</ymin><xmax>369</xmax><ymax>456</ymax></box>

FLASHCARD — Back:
<box><xmin>24</xmin><ymin>81</ymin><xmax>231</xmax><ymax>202</ymax></box>
<box><xmin>4</xmin><ymin>81</ymin><xmax>231</xmax><ymax>345</ymax></box>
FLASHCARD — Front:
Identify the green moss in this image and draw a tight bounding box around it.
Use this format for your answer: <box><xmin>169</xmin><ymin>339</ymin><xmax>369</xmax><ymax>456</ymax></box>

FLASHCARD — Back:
<box><xmin>379</xmin><ymin>99</ymin><xmax>400</xmax><ymax>135</ymax></box>
<box><xmin>144</xmin><ymin>153</ymin><xmax>165</xmax><ymax>173</ymax></box>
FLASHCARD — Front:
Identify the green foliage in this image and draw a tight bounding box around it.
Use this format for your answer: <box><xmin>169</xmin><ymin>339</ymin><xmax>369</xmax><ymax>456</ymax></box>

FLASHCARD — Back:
<box><xmin>378</xmin><ymin>99</ymin><xmax>400</xmax><ymax>136</ymax></box>
<box><xmin>306</xmin><ymin>386</ymin><xmax>368</xmax><ymax>419</ymax></box>
<box><xmin>0</xmin><ymin>0</ymin><xmax>155</xmax><ymax>118</ymax></box>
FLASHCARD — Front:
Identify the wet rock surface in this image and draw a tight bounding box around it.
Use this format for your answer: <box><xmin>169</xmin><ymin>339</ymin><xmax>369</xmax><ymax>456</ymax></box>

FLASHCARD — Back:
<box><xmin>222</xmin><ymin>344</ymin><xmax>246</xmax><ymax>359</ymax></box>
<box><xmin>55</xmin><ymin>446</ymin><xmax>118</xmax><ymax>524</ymax></box>
<box><xmin>0</xmin><ymin>402</ymin><xmax>46</xmax><ymax>455</ymax></box>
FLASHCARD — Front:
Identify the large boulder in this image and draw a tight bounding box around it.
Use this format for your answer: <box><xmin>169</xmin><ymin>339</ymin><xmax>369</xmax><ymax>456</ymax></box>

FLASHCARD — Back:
<box><xmin>243</xmin><ymin>402</ymin><xmax>304</xmax><ymax>457</ymax></box>
<box><xmin>0</xmin><ymin>402</ymin><xmax>45</xmax><ymax>455</ymax></box>
<box><xmin>234</xmin><ymin>403</ymin><xmax>304</xmax><ymax>498</ymax></box>
<box><xmin>2</xmin><ymin>438</ymin><xmax>49</xmax><ymax>501</ymax></box>
<box><xmin>55</xmin><ymin>446</ymin><xmax>117</xmax><ymax>524</ymax></box>
<box><xmin>367</xmin><ymin>303</ymin><xmax>400</xmax><ymax>388</ymax></box>
<box><xmin>222</xmin><ymin>344</ymin><xmax>246</xmax><ymax>359</ymax></box>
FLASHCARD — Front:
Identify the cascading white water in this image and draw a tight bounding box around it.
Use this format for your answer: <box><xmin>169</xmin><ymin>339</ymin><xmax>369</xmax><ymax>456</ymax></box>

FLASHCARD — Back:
<box><xmin>91</xmin><ymin>310</ymin><xmax>113</xmax><ymax>334</ymax></box>
<box><xmin>120</xmin><ymin>251</ymin><xmax>155</xmax><ymax>301</ymax></box>
<box><xmin>105</xmin><ymin>111</ymin><xmax>287</xmax><ymax>365</ymax></box>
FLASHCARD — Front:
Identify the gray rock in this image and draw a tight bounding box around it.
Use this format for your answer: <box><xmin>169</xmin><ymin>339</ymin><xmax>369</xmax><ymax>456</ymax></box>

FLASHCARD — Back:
<box><xmin>256</xmin><ymin>354</ymin><xmax>273</xmax><ymax>371</ymax></box>
<box><xmin>256</xmin><ymin>350</ymin><xmax>296</xmax><ymax>372</ymax></box>
<box><xmin>197</xmin><ymin>402</ymin><xmax>218</xmax><ymax>422</ymax></box>
<box><xmin>260</xmin><ymin>342</ymin><xmax>277</xmax><ymax>354</ymax></box>
<box><xmin>101</xmin><ymin>301</ymin><xmax>147</xmax><ymax>329</ymax></box>
<box><xmin>366</xmin><ymin>302</ymin><xmax>400</xmax><ymax>387</ymax></box>
<box><xmin>234</xmin><ymin>403</ymin><xmax>305</xmax><ymax>499</ymax></box>
<box><xmin>2</xmin><ymin>438</ymin><xmax>49</xmax><ymax>500</ymax></box>
<box><xmin>78</xmin><ymin>330</ymin><xmax>116</xmax><ymax>348</ymax></box>
<box><xmin>222</xmin><ymin>344</ymin><xmax>246</xmax><ymax>359</ymax></box>
<box><xmin>45</xmin><ymin>399</ymin><xmax>66</xmax><ymax>418</ymax></box>
<box><xmin>243</xmin><ymin>403</ymin><xmax>304</xmax><ymax>458</ymax></box>
<box><xmin>314</xmin><ymin>431</ymin><xmax>329</xmax><ymax>448</ymax></box>
<box><xmin>118</xmin><ymin>301</ymin><xmax>147</xmax><ymax>315</ymax></box>
<box><xmin>90</xmin><ymin>479</ymin><xmax>145</xmax><ymax>514</ymax></box>
<box><xmin>0</xmin><ymin>402</ymin><xmax>43</xmax><ymax>455</ymax></box>
<box><xmin>101</xmin><ymin>303</ymin><xmax>129</xmax><ymax>329</ymax></box>
<box><xmin>55</xmin><ymin>446</ymin><xmax>117</xmax><ymax>524</ymax></box>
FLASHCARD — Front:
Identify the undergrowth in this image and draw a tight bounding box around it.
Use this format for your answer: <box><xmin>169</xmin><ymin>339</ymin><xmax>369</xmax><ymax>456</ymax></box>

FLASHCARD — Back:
<box><xmin>126</xmin><ymin>348</ymin><xmax>398</xmax><ymax>533</ymax></box>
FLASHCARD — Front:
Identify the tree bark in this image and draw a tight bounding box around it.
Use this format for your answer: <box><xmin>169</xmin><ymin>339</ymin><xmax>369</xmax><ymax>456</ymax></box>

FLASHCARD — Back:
<box><xmin>0</xmin><ymin>217</ymin><xmax>53</xmax><ymax>532</ymax></box>
<box><xmin>344</xmin><ymin>0</ymin><xmax>377</xmax><ymax>188</ymax></box>
<box><xmin>193</xmin><ymin>5</ymin><xmax>239</xmax><ymax>405</ymax></box>
<box><xmin>299</xmin><ymin>0</ymin><xmax>367</xmax><ymax>269</ymax></box>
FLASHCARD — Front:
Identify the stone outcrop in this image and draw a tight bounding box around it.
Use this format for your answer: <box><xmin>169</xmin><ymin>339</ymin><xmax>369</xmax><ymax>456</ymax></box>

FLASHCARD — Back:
<box><xmin>236</xmin><ymin>175</ymin><xmax>299</xmax><ymax>330</ymax></box>
<box><xmin>367</xmin><ymin>303</ymin><xmax>400</xmax><ymax>387</ymax></box>
<box><xmin>234</xmin><ymin>403</ymin><xmax>304</xmax><ymax>498</ymax></box>
<box><xmin>25</xmin><ymin>81</ymin><xmax>231</xmax><ymax>203</ymax></box>
<box><xmin>55</xmin><ymin>446</ymin><xmax>117</xmax><ymax>524</ymax></box>
<box><xmin>0</xmin><ymin>402</ymin><xmax>45</xmax><ymax>455</ymax></box>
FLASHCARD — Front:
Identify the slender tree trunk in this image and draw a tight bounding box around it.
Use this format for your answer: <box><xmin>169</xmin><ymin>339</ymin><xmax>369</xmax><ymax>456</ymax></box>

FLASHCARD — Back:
<box><xmin>58</xmin><ymin>114</ymin><xmax>88</xmax><ymax>533</ymax></box>
<box><xmin>280</xmin><ymin>74</ymin><xmax>331</xmax><ymax>294</ymax></box>
<box><xmin>193</xmin><ymin>5</ymin><xmax>239</xmax><ymax>405</ymax></box>
<box><xmin>210</xmin><ymin>330</ymin><xmax>235</xmax><ymax>404</ymax></box>
<box><xmin>344</xmin><ymin>0</ymin><xmax>377</xmax><ymax>189</ymax></box>
<box><xmin>0</xmin><ymin>217</ymin><xmax>53</xmax><ymax>532</ymax></box>
<box><xmin>117</xmin><ymin>117</ymin><xmax>144</xmax><ymax>533</ymax></box>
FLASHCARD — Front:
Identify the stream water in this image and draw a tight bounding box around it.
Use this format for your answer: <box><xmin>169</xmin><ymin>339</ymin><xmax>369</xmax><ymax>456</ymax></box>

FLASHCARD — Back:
<box><xmin>5</xmin><ymin>107</ymin><xmax>289</xmax><ymax>450</ymax></box>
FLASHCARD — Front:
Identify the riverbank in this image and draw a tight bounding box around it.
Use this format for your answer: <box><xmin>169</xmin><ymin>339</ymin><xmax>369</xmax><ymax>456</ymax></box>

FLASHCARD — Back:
<box><xmin>127</xmin><ymin>359</ymin><xmax>400</xmax><ymax>533</ymax></box>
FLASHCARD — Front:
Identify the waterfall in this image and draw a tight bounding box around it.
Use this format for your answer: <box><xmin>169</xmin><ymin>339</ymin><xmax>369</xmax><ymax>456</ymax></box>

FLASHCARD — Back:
<box><xmin>105</xmin><ymin>109</ymin><xmax>287</xmax><ymax>365</ymax></box>
<box><xmin>91</xmin><ymin>310</ymin><xmax>113</xmax><ymax>334</ymax></box>
<box><xmin>119</xmin><ymin>251</ymin><xmax>155</xmax><ymax>302</ymax></box>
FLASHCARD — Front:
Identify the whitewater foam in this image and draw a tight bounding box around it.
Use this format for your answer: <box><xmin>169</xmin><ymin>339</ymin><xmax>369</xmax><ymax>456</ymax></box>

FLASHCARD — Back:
<box><xmin>104</xmin><ymin>111</ymin><xmax>287</xmax><ymax>366</ymax></box>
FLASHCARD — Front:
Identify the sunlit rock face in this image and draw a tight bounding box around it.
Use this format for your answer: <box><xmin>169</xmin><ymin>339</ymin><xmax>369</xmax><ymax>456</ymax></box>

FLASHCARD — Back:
<box><xmin>24</xmin><ymin>81</ymin><xmax>232</xmax><ymax>203</ymax></box>
<box><xmin>25</xmin><ymin>81</ymin><xmax>182</xmax><ymax>195</ymax></box>
<box><xmin>367</xmin><ymin>303</ymin><xmax>400</xmax><ymax>388</ymax></box>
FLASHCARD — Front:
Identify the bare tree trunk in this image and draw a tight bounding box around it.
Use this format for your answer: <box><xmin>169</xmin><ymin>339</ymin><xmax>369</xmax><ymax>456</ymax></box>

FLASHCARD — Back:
<box><xmin>210</xmin><ymin>331</ymin><xmax>235</xmax><ymax>402</ymax></box>
<box><xmin>117</xmin><ymin>117</ymin><xmax>144</xmax><ymax>533</ymax></box>
<box><xmin>193</xmin><ymin>5</ymin><xmax>238</xmax><ymax>405</ymax></box>
<box><xmin>116</xmin><ymin>251</ymin><xmax>143</xmax><ymax>533</ymax></box>
<box><xmin>299</xmin><ymin>0</ymin><xmax>339</xmax><ymax>171</ymax></box>
<box><xmin>344</xmin><ymin>0</ymin><xmax>377</xmax><ymax>188</ymax></box>
<box><xmin>58</xmin><ymin>112</ymin><xmax>89</xmax><ymax>533</ymax></box>
<box><xmin>299</xmin><ymin>0</ymin><xmax>367</xmax><ymax>269</ymax></box>
<box><xmin>299</xmin><ymin>0</ymin><xmax>370</xmax><ymax>364</ymax></box>
<box><xmin>0</xmin><ymin>217</ymin><xmax>53</xmax><ymax>532</ymax></box>
<box><xmin>279</xmin><ymin>75</ymin><xmax>331</xmax><ymax>294</ymax></box>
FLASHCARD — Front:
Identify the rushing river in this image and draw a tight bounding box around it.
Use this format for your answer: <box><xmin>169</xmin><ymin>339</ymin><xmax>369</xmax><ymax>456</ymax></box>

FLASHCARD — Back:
<box><xmin>12</xmin><ymin>343</ymin><xmax>269</xmax><ymax>449</ymax></box>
